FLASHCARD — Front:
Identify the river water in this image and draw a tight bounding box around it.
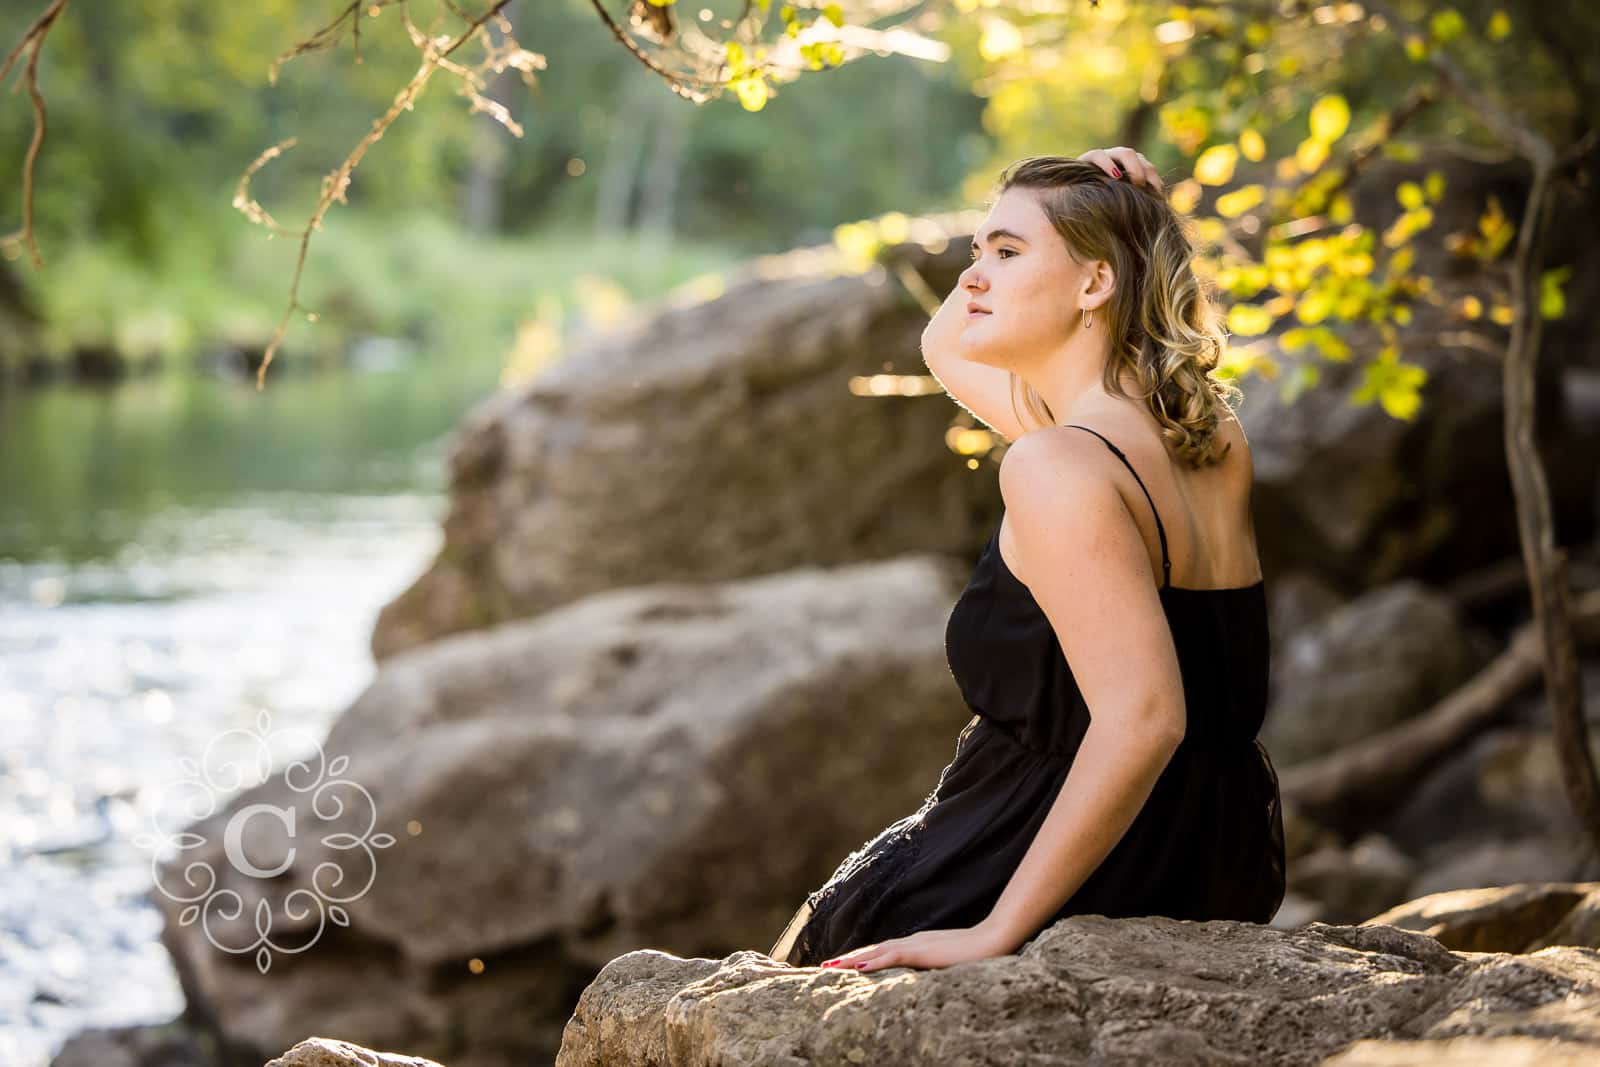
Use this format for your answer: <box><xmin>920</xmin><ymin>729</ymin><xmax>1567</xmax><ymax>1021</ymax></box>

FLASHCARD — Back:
<box><xmin>0</xmin><ymin>355</ymin><xmax>503</xmax><ymax>1066</ymax></box>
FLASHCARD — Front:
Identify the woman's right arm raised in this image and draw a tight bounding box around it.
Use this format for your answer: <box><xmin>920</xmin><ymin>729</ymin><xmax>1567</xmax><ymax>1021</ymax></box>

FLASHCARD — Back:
<box><xmin>920</xmin><ymin>281</ymin><xmax>1029</xmax><ymax>443</ymax></box>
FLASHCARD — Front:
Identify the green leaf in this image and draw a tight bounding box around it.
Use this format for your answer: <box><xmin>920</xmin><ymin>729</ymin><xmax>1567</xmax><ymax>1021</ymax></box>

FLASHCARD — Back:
<box><xmin>1354</xmin><ymin>349</ymin><xmax>1427</xmax><ymax>420</ymax></box>
<box><xmin>1542</xmin><ymin>265</ymin><xmax>1572</xmax><ymax>319</ymax></box>
<box><xmin>1430</xmin><ymin>9</ymin><xmax>1465</xmax><ymax>43</ymax></box>
<box><xmin>1309</xmin><ymin>326</ymin><xmax>1351</xmax><ymax>362</ymax></box>
<box><xmin>1281</xmin><ymin>361</ymin><xmax>1320</xmax><ymax>404</ymax></box>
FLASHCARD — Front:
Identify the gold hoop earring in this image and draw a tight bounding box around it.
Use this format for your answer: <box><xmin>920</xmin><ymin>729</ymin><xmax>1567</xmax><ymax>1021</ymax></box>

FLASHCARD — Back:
<box><xmin>1082</xmin><ymin>307</ymin><xmax>1093</xmax><ymax>329</ymax></box>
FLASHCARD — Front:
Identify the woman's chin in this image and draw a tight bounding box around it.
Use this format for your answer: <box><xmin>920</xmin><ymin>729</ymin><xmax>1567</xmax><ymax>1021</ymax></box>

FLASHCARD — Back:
<box><xmin>957</xmin><ymin>339</ymin><xmax>1001</xmax><ymax>368</ymax></box>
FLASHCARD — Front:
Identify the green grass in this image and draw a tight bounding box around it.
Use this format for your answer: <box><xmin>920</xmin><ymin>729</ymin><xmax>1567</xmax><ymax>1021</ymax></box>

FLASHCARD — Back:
<box><xmin>16</xmin><ymin>206</ymin><xmax>747</xmax><ymax>373</ymax></box>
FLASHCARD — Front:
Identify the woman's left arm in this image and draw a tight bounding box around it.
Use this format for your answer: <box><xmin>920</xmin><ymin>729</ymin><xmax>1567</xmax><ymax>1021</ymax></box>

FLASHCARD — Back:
<box><xmin>975</xmin><ymin>429</ymin><xmax>1188</xmax><ymax>954</ymax></box>
<box><xmin>819</xmin><ymin>430</ymin><xmax>1186</xmax><ymax>973</ymax></box>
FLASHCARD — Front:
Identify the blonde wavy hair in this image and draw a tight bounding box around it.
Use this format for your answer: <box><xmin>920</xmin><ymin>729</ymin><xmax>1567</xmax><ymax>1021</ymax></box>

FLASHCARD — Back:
<box><xmin>992</xmin><ymin>155</ymin><xmax>1242</xmax><ymax>468</ymax></box>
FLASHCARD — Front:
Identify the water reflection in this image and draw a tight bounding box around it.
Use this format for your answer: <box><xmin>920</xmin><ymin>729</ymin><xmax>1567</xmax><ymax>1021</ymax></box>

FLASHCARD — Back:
<box><xmin>0</xmin><ymin>359</ymin><xmax>498</xmax><ymax>1066</ymax></box>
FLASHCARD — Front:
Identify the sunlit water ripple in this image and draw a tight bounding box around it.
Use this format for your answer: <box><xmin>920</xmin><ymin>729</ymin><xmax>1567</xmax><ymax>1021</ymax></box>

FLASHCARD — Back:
<box><xmin>0</xmin><ymin>490</ymin><xmax>445</xmax><ymax>1067</ymax></box>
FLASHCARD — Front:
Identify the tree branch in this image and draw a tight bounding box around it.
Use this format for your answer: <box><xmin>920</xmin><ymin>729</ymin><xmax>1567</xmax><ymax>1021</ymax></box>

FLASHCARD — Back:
<box><xmin>1282</xmin><ymin>587</ymin><xmax>1600</xmax><ymax>830</ymax></box>
<box><xmin>238</xmin><ymin>0</ymin><xmax>518</xmax><ymax>389</ymax></box>
<box><xmin>0</xmin><ymin>0</ymin><xmax>71</xmax><ymax>270</ymax></box>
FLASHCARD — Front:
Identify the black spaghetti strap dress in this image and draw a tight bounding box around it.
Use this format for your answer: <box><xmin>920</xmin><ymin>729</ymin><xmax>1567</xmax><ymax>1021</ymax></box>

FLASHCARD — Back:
<box><xmin>770</xmin><ymin>423</ymin><xmax>1286</xmax><ymax>967</ymax></box>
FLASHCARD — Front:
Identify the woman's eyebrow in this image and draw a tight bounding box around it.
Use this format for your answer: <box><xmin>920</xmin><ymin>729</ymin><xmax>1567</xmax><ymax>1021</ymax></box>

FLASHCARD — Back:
<box><xmin>971</xmin><ymin>227</ymin><xmax>1029</xmax><ymax>249</ymax></box>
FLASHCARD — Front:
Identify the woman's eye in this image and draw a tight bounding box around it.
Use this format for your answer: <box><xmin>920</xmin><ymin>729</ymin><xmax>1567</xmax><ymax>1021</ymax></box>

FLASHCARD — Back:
<box><xmin>968</xmin><ymin>248</ymin><xmax>1016</xmax><ymax>261</ymax></box>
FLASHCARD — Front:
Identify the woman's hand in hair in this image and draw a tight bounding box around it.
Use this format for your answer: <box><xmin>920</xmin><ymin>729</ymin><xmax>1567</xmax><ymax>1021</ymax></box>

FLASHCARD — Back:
<box><xmin>1078</xmin><ymin>147</ymin><xmax>1164</xmax><ymax>195</ymax></box>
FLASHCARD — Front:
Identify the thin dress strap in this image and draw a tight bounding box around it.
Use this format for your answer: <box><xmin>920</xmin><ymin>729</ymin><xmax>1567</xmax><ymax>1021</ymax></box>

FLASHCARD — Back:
<box><xmin>1059</xmin><ymin>424</ymin><xmax>1172</xmax><ymax>590</ymax></box>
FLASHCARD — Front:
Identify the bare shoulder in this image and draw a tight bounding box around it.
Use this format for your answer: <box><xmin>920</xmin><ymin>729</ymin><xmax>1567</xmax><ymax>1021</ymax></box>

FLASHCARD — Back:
<box><xmin>996</xmin><ymin>425</ymin><xmax>1110</xmax><ymax>501</ymax></box>
<box><xmin>1212</xmin><ymin>408</ymin><xmax>1253</xmax><ymax>477</ymax></box>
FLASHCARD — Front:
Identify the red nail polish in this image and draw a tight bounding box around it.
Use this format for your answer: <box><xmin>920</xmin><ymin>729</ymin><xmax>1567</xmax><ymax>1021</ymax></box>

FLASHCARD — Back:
<box><xmin>1111</xmin><ymin>167</ymin><xmax>1121</xmax><ymax>176</ymax></box>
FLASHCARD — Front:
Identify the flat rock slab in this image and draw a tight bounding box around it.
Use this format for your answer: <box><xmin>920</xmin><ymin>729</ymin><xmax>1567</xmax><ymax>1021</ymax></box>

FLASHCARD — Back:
<box><xmin>556</xmin><ymin>914</ymin><xmax>1600</xmax><ymax>1066</ymax></box>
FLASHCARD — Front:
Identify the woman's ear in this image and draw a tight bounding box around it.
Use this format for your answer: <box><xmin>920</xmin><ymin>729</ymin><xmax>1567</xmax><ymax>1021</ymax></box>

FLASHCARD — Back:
<box><xmin>1084</xmin><ymin>260</ymin><xmax>1116</xmax><ymax>309</ymax></box>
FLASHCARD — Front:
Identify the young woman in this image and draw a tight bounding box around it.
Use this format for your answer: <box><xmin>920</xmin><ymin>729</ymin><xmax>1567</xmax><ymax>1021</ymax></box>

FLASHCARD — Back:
<box><xmin>769</xmin><ymin>146</ymin><xmax>1286</xmax><ymax>972</ymax></box>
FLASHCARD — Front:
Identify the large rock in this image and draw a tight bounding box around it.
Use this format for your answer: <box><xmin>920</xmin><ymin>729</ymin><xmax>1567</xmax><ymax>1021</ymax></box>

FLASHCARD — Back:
<box><xmin>370</xmin><ymin>235</ymin><xmax>995</xmax><ymax>660</ymax></box>
<box><xmin>1262</xmin><ymin>581</ymin><xmax>1485</xmax><ymax>766</ymax></box>
<box><xmin>1288</xmin><ymin>833</ymin><xmax>1418</xmax><ymax>925</ymax></box>
<box><xmin>265</xmin><ymin>1037</ymin><xmax>448</xmax><ymax>1067</ymax></box>
<box><xmin>149</xmin><ymin>556</ymin><xmax>971</xmax><ymax>1067</ymax></box>
<box><xmin>554</xmin><ymin>914</ymin><xmax>1600</xmax><ymax>1066</ymax></box>
<box><xmin>1365</xmin><ymin>882</ymin><xmax>1600</xmax><ymax>954</ymax></box>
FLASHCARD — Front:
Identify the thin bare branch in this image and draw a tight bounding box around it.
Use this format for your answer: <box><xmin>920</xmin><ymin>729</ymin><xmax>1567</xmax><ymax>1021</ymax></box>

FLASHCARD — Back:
<box><xmin>584</xmin><ymin>0</ymin><xmax>721</xmax><ymax>104</ymax></box>
<box><xmin>242</xmin><ymin>0</ymin><xmax>517</xmax><ymax>388</ymax></box>
<box><xmin>0</xmin><ymin>0</ymin><xmax>71</xmax><ymax>270</ymax></box>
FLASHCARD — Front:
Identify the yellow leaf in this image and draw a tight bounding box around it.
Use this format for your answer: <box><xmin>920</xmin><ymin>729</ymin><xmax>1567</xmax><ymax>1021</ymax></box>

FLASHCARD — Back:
<box><xmin>1194</xmin><ymin>144</ymin><xmax>1239</xmax><ymax>186</ymax></box>
<box><xmin>1309</xmin><ymin>95</ymin><xmax>1351</xmax><ymax>143</ymax></box>
<box><xmin>1216</xmin><ymin>184</ymin><xmax>1265</xmax><ymax>218</ymax></box>
<box><xmin>1330</xmin><ymin>193</ymin><xmax>1353</xmax><ymax>224</ymax></box>
<box><xmin>1227</xmin><ymin>303</ymin><xmax>1275</xmax><ymax>336</ymax></box>
<box><xmin>1381</xmin><ymin>384</ymin><xmax>1422</xmax><ymax>421</ymax></box>
<box><xmin>1295</xmin><ymin>289</ymin><xmax>1335</xmax><ymax>324</ymax></box>
<box><xmin>1458</xmin><ymin>295</ymin><xmax>1483</xmax><ymax>319</ymax></box>
<box><xmin>1169</xmin><ymin>178</ymin><xmax>1203</xmax><ymax>215</ymax></box>
<box><xmin>979</xmin><ymin>18</ymin><xmax>1023</xmax><ymax>61</ymax></box>
<box><xmin>1488</xmin><ymin>11</ymin><xmax>1511</xmax><ymax>40</ymax></box>
<box><xmin>1296</xmin><ymin>137</ymin><xmax>1329</xmax><ymax>174</ymax></box>
<box><xmin>1340</xmin><ymin>252</ymin><xmax>1375</xmax><ymax>277</ymax></box>
<box><xmin>733</xmin><ymin>75</ymin><xmax>769</xmax><ymax>111</ymax></box>
<box><xmin>1396</xmin><ymin>182</ymin><xmax>1425</xmax><ymax>210</ymax></box>
<box><xmin>1238</xmin><ymin>129</ymin><xmax>1266</xmax><ymax>162</ymax></box>
<box><xmin>1424</xmin><ymin>170</ymin><xmax>1446</xmax><ymax>201</ymax></box>
<box><xmin>1489</xmin><ymin>304</ymin><xmax>1514</xmax><ymax>325</ymax></box>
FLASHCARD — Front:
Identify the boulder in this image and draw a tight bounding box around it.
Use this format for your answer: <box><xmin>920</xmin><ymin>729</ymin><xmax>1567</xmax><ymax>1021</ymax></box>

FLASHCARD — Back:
<box><xmin>1288</xmin><ymin>833</ymin><xmax>1418</xmax><ymax>925</ymax></box>
<box><xmin>370</xmin><ymin>236</ymin><xmax>996</xmax><ymax>660</ymax></box>
<box><xmin>554</xmin><ymin>913</ymin><xmax>1600</xmax><ymax>1066</ymax></box>
<box><xmin>150</xmin><ymin>556</ymin><xmax>971</xmax><ymax>1067</ymax></box>
<box><xmin>265</xmin><ymin>1037</ymin><xmax>448</xmax><ymax>1067</ymax></box>
<box><xmin>1262</xmin><ymin>581</ymin><xmax>1485</xmax><ymax>766</ymax></box>
<box><xmin>1364</xmin><ymin>882</ymin><xmax>1600</xmax><ymax>953</ymax></box>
